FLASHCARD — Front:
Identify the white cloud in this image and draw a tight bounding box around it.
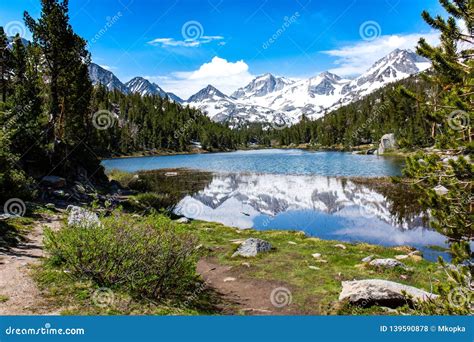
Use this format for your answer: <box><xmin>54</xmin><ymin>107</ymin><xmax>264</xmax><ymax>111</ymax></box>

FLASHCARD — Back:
<box><xmin>149</xmin><ymin>56</ymin><xmax>254</xmax><ymax>99</ymax></box>
<box><xmin>323</xmin><ymin>31</ymin><xmax>440</xmax><ymax>77</ymax></box>
<box><xmin>148</xmin><ymin>36</ymin><xmax>224</xmax><ymax>48</ymax></box>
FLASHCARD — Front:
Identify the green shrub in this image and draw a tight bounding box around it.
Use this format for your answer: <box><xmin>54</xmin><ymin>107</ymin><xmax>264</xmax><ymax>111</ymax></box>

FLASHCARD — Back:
<box><xmin>44</xmin><ymin>213</ymin><xmax>199</xmax><ymax>301</ymax></box>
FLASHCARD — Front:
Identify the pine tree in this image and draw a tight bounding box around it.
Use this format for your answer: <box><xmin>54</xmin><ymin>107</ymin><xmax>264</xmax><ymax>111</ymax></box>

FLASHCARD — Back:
<box><xmin>24</xmin><ymin>0</ymin><xmax>98</xmax><ymax>179</ymax></box>
<box><xmin>0</xmin><ymin>27</ymin><xmax>11</xmax><ymax>103</ymax></box>
<box><xmin>402</xmin><ymin>0</ymin><xmax>473</xmax><ymax>315</ymax></box>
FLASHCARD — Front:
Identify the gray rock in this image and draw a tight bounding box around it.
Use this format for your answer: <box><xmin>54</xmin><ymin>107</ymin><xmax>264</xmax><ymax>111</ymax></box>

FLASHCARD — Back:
<box><xmin>232</xmin><ymin>238</ymin><xmax>272</xmax><ymax>258</ymax></box>
<box><xmin>369</xmin><ymin>258</ymin><xmax>407</xmax><ymax>270</ymax></box>
<box><xmin>67</xmin><ymin>206</ymin><xmax>100</xmax><ymax>229</ymax></box>
<box><xmin>41</xmin><ymin>175</ymin><xmax>66</xmax><ymax>188</ymax></box>
<box><xmin>377</xmin><ymin>133</ymin><xmax>397</xmax><ymax>155</ymax></box>
<box><xmin>433</xmin><ymin>185</ymin><xmax>449</xmax><ymax>196</ymax></box>
<box><xmin>339</xmin><ymin>279</ymin><xmax>438</xmax><ymax>308</ymax></box>
<box><xmin>176</xmin><ymin>217</ymin><xmax>190</xmax><ymax>223</ymax></box>
<box><xmin>361</xmin><ymin>255</ymin><xmax>374</xmax><ymax>263</ymax></box>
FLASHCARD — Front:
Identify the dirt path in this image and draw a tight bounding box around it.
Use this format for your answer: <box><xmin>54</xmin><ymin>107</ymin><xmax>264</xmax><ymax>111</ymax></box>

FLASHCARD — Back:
<box><xmin>197</xmin><ymin>258</ymin><xmax>302</xmax><ymax>315</ymax></box>
<box><xmin>0</xmin><ymin>214</ymin><xmax>62</xmax><ymax>315</ymax></box>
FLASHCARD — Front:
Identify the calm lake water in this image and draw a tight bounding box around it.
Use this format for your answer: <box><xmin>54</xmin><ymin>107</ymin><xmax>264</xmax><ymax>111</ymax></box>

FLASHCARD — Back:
<box><xmin>102</xmin><ymin>149</ymin><xmax>404</xmax><ymax>177</ymax></box>
<box><xmin>102</xmin><ymin>149</ymin><xmax>451</xmax><ymax>261</ymax></box>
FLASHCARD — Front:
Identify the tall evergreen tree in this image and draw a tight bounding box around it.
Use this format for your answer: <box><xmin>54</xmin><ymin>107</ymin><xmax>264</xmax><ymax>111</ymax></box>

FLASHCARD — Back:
<box><xmin>402</xmin><ymin>0</ymin><xmax>473</xmax><ymax>314</ymax></box>
<box><xmin>24</xmin><ymin>0</ymin><xmax>97</xmax><ymax>178</ymax></box>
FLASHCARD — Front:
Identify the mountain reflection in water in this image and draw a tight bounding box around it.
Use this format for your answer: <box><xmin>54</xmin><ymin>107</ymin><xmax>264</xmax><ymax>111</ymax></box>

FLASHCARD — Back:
<box><xmin>169</xmin><ymin>172</ymin><xmax>449</xmax><ymax>261</ymax></box>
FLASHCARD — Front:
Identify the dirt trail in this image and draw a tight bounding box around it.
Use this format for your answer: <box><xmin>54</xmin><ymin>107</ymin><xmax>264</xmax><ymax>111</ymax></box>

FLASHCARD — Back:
<box><xmin>197</xmin><ymin>258</ymin><xmax>301</xmax><ymax>315</ymax></box>
<box><xmin>0</xmin><ymin>214</ymin><xmax>62</xmax><ymax>315</ymax></box>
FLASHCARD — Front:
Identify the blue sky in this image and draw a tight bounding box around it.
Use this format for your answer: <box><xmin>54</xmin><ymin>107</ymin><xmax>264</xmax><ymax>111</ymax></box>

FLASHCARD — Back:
<box><xmin>1</xmin><ymin>0</ymin><xmax>444</xmax><ymax>98</ymax></box>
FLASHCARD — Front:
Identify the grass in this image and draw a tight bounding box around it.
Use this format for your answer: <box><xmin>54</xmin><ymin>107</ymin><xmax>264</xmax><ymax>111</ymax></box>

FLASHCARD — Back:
<box><xmin>0</xmin><ymin>294</ymin><xmax>9</xmax><ymax>303</ymax></box>
<box><xmin>34</xmin><ymin>211</ymin><xmax>446</xmax><ymax>315</ymax></box>
<box><xmin>185</xmin><ymin>219</ymin><xmax>444</xmax><ymax>315</ymax></box>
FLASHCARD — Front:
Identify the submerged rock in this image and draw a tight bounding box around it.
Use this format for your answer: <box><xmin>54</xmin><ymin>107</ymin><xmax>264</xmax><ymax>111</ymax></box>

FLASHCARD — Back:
<box><xmin>67</xmin><ymin>205</ymin><xmax>100</xmax><ymax>229</ymax></box>
<box><xmin>232</xmin><ymin>238</ymin><xmax>272</xmax><ymax>258</ymax></box>
<box><xmin>339</xmin><ymin>279</ymin><xmax>438</xmax><ymax>308</ymax></box>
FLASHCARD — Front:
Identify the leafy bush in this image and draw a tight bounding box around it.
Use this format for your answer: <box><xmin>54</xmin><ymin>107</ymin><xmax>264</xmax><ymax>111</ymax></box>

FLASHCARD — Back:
<box><xmin>44</xmin><ymin>213</ymin><xmax>200</xmax><ymax>301</ymax></box>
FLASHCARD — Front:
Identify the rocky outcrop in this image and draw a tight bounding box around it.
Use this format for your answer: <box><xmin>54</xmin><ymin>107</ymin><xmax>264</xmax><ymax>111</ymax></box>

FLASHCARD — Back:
<box><xmin>232</xmin><ymin>238</ymin><xmax>272</xmax><ymax>257</ymax></box>
<box><xmin>339</xmin><ymin>279</ymin><xmax>438</xmax><ymax>308</ymax></box>
<box><xmin>67</xmin><ymin>205</ymin><xmax>100</xmax><ymax>229</ymax></box>
<box><xmin>377</xmin><ymin>133</ymin><xmax>397</xmax><ymax>155</ymax></box>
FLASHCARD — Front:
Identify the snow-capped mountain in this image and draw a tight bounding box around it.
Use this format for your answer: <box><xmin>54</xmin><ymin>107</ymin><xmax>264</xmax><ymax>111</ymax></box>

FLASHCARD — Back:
<box><xmin>185</xmin><ymin>85</ymin><xmax>283</xmax><ymax>126</ymax></box>
<box><xmin>125</xmin><ymin>77</ymin><xmax>167</xmax><ymax>97</ymax></box>
<box><xmin>185</xmin><ymin>49</ymin><xmax>430</xmax><ymax>125</ymax></box>
<box><xmin>88</xmin><ymin>63</ymin><xmax>183</xmax><ymax>102</ymax></box>
<box><xmin>340</xmin><ymin>49</ymin><xmax>431</xmax><ymax>101</ymax></box>
<box><xmin>88</xmin><ymin>63</ymin><xmax>130</xmax><ymax>94</ymax></box>
<box><xmin>88</xmin><ymin>48</ymin><xmax>430</xmax><ymax>126</ymax></box>
<box><xmin>231</xmin><ymin>73</ymin><xmax>294</xmax><ymax>99</ymax></box>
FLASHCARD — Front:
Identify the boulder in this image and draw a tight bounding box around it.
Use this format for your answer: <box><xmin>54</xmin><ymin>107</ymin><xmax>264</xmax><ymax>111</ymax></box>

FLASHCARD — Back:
<box><xmin>377</xmin><ymin>133</ymin><xmax>397</xmax><ymax>155</ymax></box>
<box><xmin>67</xmin><ymin>205</ymin><xmax>100</xmax><ymax>229</ymax></box>
<box><xmin>369</xmin><ymin>258</ymin><xmax>407</xmax><ymax>270</ymax></box>
<box><xmin>41</xmin><ymin>175</ymin><xmax>66</xmax><ymax>188</ymax></box>
<box><xmin>232</xmin><ymin>238</ymin><xmax>272</xmax><ymax>258</ymax></box>
<box><xmin>339</xmin><ymin>279</ymin><xmax>438</xmax><ymax>308</ymax></box>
